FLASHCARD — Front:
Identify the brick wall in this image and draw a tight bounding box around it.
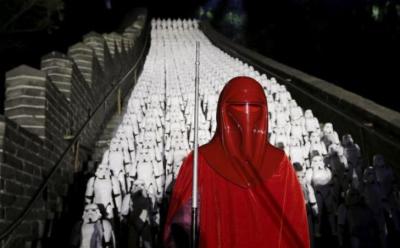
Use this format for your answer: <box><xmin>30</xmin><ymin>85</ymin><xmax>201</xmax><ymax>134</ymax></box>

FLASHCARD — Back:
<box><xmin>0</xmin><ymin>10</ymin><xmax>148</xmax><ymax>247</ymax></box>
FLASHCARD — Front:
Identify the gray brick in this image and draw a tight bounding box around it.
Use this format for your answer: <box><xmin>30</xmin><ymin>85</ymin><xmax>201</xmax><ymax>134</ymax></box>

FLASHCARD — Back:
<box><xmin>15</xmin><ymin>171</ymin><xmax>32</xmax><ymax>185</ymax></box>
<box><xmin>3</xmin><ymin>153</ymin><xmax>24</xmax><ymax>170</ymax></box>
<box><xmin>5</xmin><ymin>107</ymin><xmax>45</xmax><ymax>118</ymax></box>
<box><xmin>0</xmin><ymin>165</ymin><xmax>16</xmax><ymax>180</ymax></box>
<box><xmin>6</xmin><ymin>87</ymin><xmax>46</xmax><ymax>99</ymax></box>
<box><xmin>4</xmin><ymin>180</ymin><xmax>24</xmax><ymax>195</ymax></box>
<box><xmin>5</xmin><ymin>97</ymin><xmax>46</xmax><ymax>108</ymax></box>
<box><xmin>0</xmin><ymin>193</ymin><xmax>17</xmax><ymax>207</ymax></box>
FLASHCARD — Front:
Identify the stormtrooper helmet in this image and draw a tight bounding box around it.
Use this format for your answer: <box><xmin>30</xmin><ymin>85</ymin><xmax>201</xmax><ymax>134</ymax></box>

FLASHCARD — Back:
<box><xmin>311</xmin><ymin>155</ymin><xmax>325</xmax><ymax>170</ymax></box>
<box><xmin>328</xmin><ymin>143</ymin><xmax>339</xmax><ymax>155</ymax></box>
<box><xmin>115</xmin><ymin>128</ymin><xmax>125</xmax><ymax>140</ymax></box>
<box><xmin>323</xmin><ymin>123</ymin><xmax>334</xmax><ymax>135</ymax></box>
<box><xmin>95</xmin><ymin>163</ymin><xmax>111</xmax><ymax>179</ymax></box>
<box><xmin>304</xmin><ymin>109</ymin><xmax>314</xmax><ymax>118</ymax></box>
<box><xmin>373</xmin><ymin>154</ymin><xmax>385</xmax><ymax>168</ymax></box>
<box><xmin>342</xmin><ymin>134</ymin><xmax>354</xmax><ymax>146</ymax></box>
<box><xmin>132</xmin><ymin>179</ymin><xmax>146</xmax><ymax>194</ymax></box>
<box><xmin>310</xmin><ymin>131</ymin><xmax>321</xmax><ymax>143</ymax></box>
<box><xmin>82</xmin><ymin>204</ymin><xmax>102</xmax><ymax>223</ymax></box>
<box><xmin>328</xmin><ymin>143</ymin><xmax>344</xmax><ymax>156</ymax></box>
<box><xmin>109</xmin><ymin>139</ymin><xmax>121</xmax><ymax>152</ymax></box>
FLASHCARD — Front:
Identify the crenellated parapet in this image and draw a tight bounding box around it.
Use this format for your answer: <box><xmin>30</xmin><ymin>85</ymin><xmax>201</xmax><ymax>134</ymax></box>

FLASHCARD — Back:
<box><xmin>0</xmin><ymin>9</ymin><xmax>148</xmax><ymax>247</ymax></box>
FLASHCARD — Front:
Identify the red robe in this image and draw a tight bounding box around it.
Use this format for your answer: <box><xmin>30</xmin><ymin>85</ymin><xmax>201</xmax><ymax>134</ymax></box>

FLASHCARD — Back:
<box><xmin>163</xmin><ymin>151</ymin><xmax>309</xmax><ymax>248</ymax></box>
<box><xmin>164</xmin><ymin>77</ymin><xmax>309</xmax><ymax>247</ymax></box>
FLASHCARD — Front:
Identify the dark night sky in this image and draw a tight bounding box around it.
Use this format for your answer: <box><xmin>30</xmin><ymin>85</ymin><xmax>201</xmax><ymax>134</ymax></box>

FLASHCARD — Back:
<box><xmin>1</xmin><ymin>0</ymin><xmax>399</xmax><ymax>112</ymax></box>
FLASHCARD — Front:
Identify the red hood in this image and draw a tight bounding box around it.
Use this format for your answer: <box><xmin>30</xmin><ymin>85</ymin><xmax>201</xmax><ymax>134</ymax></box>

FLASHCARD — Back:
<box><xmin>200</xmin><ymin>76</ymin><xmax>281</xmax><ymax>187</ymax></box>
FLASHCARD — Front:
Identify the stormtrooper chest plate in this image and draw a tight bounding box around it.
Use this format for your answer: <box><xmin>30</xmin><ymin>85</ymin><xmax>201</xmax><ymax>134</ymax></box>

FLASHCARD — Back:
<box><xmin>94</xmin><ymin>179</ymin><xmax>113</xmax><ymax>205</ymax></box>
<box><xmin>312</xmin><ymin>169</ymin><xmax>331</xmax><ymax>186</ymax></box>
<box><xmin>290</xmin><ymin>147</ymin><xmax>304</xmax><ymax>164</ymax></box>
<box><xmin>291</xmin><ymin>125</ymin><xmax>303</xmax><ymax>138</ymax></box>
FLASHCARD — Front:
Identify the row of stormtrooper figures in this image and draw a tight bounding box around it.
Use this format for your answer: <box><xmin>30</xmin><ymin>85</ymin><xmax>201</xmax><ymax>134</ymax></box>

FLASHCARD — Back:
<box><xmin>295</xmin><ymin>135</ymin><xmax>400</xmax><ymax>248</ymax></box>
<box><xmin>70</xmin><ymin>152</ymin><xmax>161</xmax><ymax>248</ymax></box>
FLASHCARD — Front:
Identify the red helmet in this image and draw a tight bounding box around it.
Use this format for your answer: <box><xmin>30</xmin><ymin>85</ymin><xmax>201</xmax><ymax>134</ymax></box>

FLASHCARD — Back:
<box><xmin>200</xmin><ymin>76</ymin><xmax>282</xmax><ymax>187</ymax></box>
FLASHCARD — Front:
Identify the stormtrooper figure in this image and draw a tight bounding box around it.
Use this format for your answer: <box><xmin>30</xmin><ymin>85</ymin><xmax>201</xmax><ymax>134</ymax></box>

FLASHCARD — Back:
<box><xmin>373</xmin><ymin>154</ymin><xmax>395</xmax><ymax>200</ymax></box>
<box><xmin>275</xmin><ymin>105</ymin><xmax>291</xmax><ymax>135</ymax></box>
<box><xmin>362</xmin><ymin>166</ymin><xmax>387</xmax><ymax>248</ymax></box>
<box><xmin>296</xmin><ymin>164</ymin><xmax>318</xmax><ymax>214</ymax></box>
<box><xmin>275</xmin><ymin>85</ymin><xmax>291</xmax><ymax>109</ymax></box>
<box><xmin>79</xmin><ymin>204</ymin><xmax>115</xmax><ymax>248</ymax></box>
<box><xmin>311</xmin><ymin>155</ymin><xmax>336</xmax><ymax>236</ymax></box>
<box><xmin>373</xmin><ymin>155</ymin><xmax>400</xmax><ymax>236</ymax></box>
<box><xmin>321</xmin><ymin>123</ymin><xmax>340</xmax><ymax>148</ymax></box>
<box><xmin>270</xmin><ymin>126</ymin><xmax>289</xmax><ymax>154</ymax></box>
<box><xmin>121</xmin><ymin>180</ymin><xmax>155</xmax><ymax>248</ymax></box>
<box><xmin>108</xmin><ymin>139</ymin><xmax>127</xmax><ymax>195</ymax></box>
<box><xmin>337</xmin><ymin>187</ymin><xmax>381</xmax><ymax>248</ymax></box>
<box><xmin>85</xmin><ymin>163</ymin><xmax>122</xmax><ymax>219</ymax></box>
<box><xmin>312</xmin><ymin>155</ymin><xmax>333</xmax><ymax>187</ymax></box>
<box><xmin>308</xmin><ymin>131</ymin><xmax>327</xmax><ymax>157</ymax></box>
<box><xmin>290</xmin><ymin>117</ymin><xmax>307</xmax><ymax>143</ymax></box>
<box><xmin>135</xmin><ymin>148</ymin><xmax>157</xmax><ymax>198</ymax></box>
<box><xmin>304</xmin><ymin>109</ymin><xmax>320</xmax><ymax>134</ymax></box>
<box><xmin>327</xmin><ymin>143</ymin><xmax>349</xmax><ymax>195</ymax></box>
<box><xmin>288</xmin><ymin>137</ymin><xmax>306</xmax><ymax>166</ymax></box>
<box><xmin>295</xmin><ymin>164</ymin><xmax>318</xmax><ymax>248</ymax></box>
<box><xmin>122</xmin><ymin>123</ymin><xmax>136</xmax><ymax>153</ymax></box>
<box><xmin>342</xmin><ymin>134</ymin><xmax>361</xmax><ymax>169</ymax></box>
<box><xmin>342</xmin><ymin>134</ymin><xmax>362</xmax><ymax>189</ymax></box>
<box><xmin>70</xmin><ymin>204</ymin><xmax>115</xmax><ymax>248</ymax></box>
<box><xmin>165</xmin><ymin>144</ymin><xmax>188</xmax><ymax>194</ymax></box>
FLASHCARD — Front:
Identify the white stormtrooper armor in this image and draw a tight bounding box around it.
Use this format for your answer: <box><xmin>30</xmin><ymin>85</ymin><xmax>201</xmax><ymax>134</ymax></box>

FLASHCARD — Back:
<box><xmin>85</xmin><ymin>163</ymin><xmax>122</xmax><ymax>219</ymax></box>
<box><xmin>296</xmin><ymin>167</ymin><xmax>318</xmax><ymax>216</ymax></box>
<box><xmin>270</xmin><ymin>126</ymin><xmax>289</xmax><ymax>153</ymax></box>
<box><xmin>304</xmin><ymin>109</ymin><xmax>320</xmax><ymax>134</ymax></box>
<box><xmin>289</xmin><ymin>137</ymin><xmax>307</xmax><ymax>165</ymax></box>
<box><xmin>136</xmin><ymin>151</ymin><xmax>157</xmax><ymax>196</ymax></box>
<box><xmin>311</xmin><ymin>155</ymin><xmax>337</xmax><ymax>236</ymax></box>
<box><xmin>311</xmin><ymin>155</ymin><xmax>332</xmax><ymax>186</ymax></box>
<box><xmin>80</xmin><ymin>204</ymin><xmax>115</xmax><ymax>248</ymax></box>
<box><xmin>321</xmin><ymin>123</ymin><xmax>340</xmax><ymax>148</ymax></box>
<box><xmin>308</xmin><ymin>131</ymin><xmax>327</xmax><ymax>157</ymax></box>
<box><xmin>290</xmin><ymin>117</ymin><xmax>307</xmax><ymax>142</ymax></box>
<box><xmin>107</xmin><ymin>144</ymin><xmax>127</xmax><ymax>196</ymax></box>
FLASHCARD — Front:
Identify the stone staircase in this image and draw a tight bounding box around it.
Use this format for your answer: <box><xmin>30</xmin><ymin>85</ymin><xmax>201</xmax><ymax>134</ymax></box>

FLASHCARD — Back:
<box><xmin>93</xmin><ymin>88</ymin><xmax>133</xmax><ymax>162</ymax></box>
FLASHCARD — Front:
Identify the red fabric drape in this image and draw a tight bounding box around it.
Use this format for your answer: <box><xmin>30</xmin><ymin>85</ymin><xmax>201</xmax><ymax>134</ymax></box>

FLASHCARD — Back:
<box><xmin>163</xmin><ymin>152</ymin><xmax>310</xmax><ymax>248</ymax></box>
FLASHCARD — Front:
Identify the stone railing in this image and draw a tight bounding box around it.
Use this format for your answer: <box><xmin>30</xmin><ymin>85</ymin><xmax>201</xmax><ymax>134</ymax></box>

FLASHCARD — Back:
<box><xmin>201</xmin><ymin>21</ymin><xmax>400</xmax><ymax>173</ymax></box>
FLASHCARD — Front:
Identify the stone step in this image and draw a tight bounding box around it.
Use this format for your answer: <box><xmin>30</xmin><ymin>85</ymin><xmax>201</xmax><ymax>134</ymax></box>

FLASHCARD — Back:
<box><xmin>91</xmin><ymin>88</ymin><xmax>134</xmax><ymax>162</ymax></box>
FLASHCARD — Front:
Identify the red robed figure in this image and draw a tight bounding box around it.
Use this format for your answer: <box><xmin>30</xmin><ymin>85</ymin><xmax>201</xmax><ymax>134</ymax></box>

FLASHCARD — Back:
<box><xmin>163</xmin><ymin>76</ymin><xmax>310</xmax><ymax>248</ymax></box>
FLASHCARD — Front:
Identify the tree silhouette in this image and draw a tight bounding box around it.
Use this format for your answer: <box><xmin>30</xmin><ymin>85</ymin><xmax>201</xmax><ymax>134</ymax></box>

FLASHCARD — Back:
<box><xmin>0</xmin><ymin>0</ymin><xmax>64</xmax><ymax>33</ymax></box>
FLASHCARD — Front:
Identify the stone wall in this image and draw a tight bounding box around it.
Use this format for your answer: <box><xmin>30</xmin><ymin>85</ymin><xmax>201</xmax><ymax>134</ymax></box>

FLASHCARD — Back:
<box><xmin>0</xmin><ymin>10</ymin><xmax>148</xmax><ymax>248</ymax></box>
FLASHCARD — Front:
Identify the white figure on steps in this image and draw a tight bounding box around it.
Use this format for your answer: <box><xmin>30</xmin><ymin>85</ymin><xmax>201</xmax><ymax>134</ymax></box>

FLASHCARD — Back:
<box><xmin>85</xmin><ymin>163</ymin><xmax>122</xmax><ymax>219</ymax></box>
